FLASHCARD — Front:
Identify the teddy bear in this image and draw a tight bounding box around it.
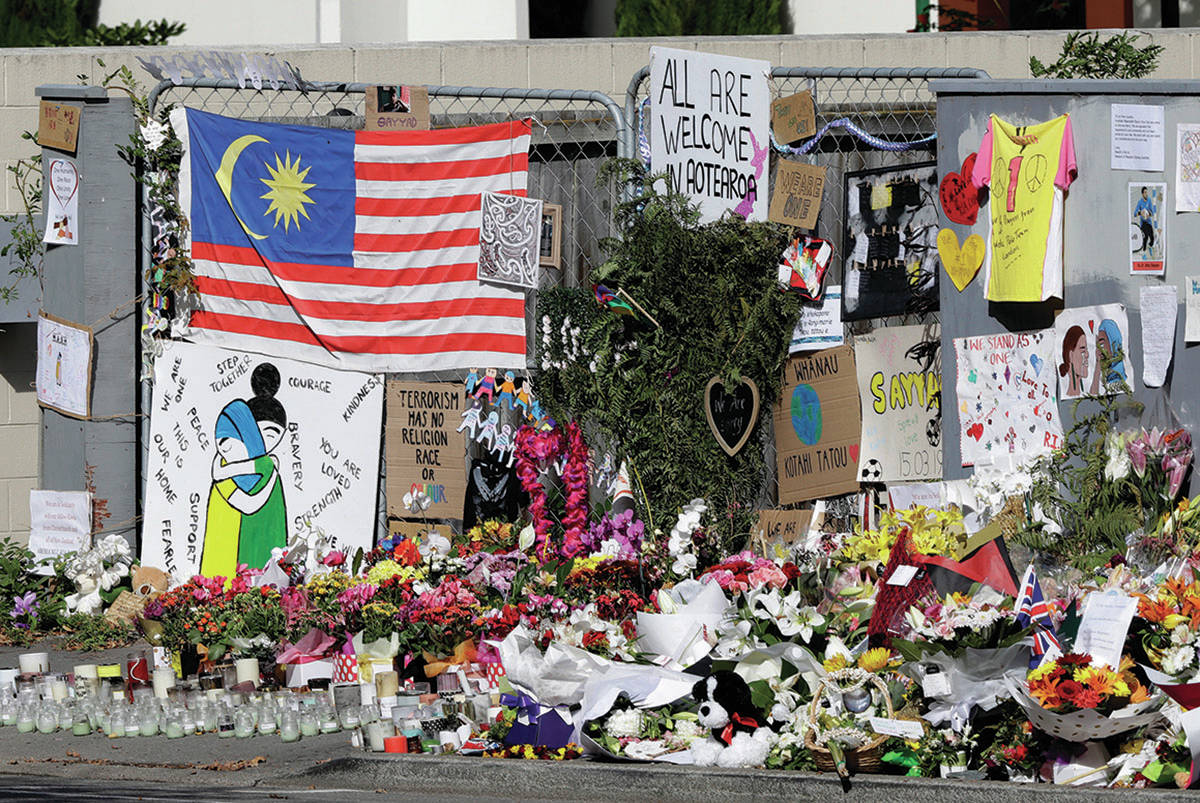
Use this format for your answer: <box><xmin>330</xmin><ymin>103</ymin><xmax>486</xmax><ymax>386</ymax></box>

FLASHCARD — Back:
<box><xmin>64</xmin><ymin>573</ymin><xmax>103</xmax><ymax>615</ymax></box>
<box><xmin>688</xmin><ymin>669</ymin><xmax>773</xmax><ymax>768</ymax></box>
<box><xmin>132</xmin><ymin>566</ymin><xmax>170</xmax><ymax>597</ymax></box>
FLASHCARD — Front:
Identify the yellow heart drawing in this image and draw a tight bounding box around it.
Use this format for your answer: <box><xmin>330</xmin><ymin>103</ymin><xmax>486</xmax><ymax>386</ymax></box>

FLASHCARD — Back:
<box><xmin>937</xmin><ymin>228</ymin><xmax>985</xmax><ymax>292</ymax></box>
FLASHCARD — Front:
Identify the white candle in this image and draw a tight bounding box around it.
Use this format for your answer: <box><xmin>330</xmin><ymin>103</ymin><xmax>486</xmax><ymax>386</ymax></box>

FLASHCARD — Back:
<box><xmin>73</xmin><ymin>664</ymin><xmax>98</xmax><ymax>679</ymax></box>
<box><xmin>18</xmin><ymin>653</ymin><xmax>49</xmax><ymax>674</ymax></box>
<box><xmin>152</xmin><ymin>667</ymin><xmax>175</xmax><ymax>699</ymax></box>
<box><xmin>235</xmin><ymin>658</ymin><xmax>259</xmax><ymax>688</ymax></box>
<box><xmin>50</xmin><ymin>680</ymin><xmax>68</xmax><ymax>701</ymax></box>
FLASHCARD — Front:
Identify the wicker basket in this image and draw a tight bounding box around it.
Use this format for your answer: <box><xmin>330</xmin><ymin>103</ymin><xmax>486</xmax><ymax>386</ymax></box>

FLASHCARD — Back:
<box><xmin>804</xmin><ymin>671</ymin><xmax>893</xmax><ymax>778</ymax></box>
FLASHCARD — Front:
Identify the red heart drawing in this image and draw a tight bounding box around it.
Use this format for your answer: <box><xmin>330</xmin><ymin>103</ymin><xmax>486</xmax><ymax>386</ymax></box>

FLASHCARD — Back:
<box><xmin>967</xmin><ymin>422</ymin><xmax>984</xmax><ymax>441</ymax></box>
<box><xmin>939</xmin><ymin>152</ymin><xmax>979</xmax><ymax>225</ymax></box>
<box><xmin>848</xmin><ymin>444</ymin><xmax>860</xmax><ymax>463</ymax></box>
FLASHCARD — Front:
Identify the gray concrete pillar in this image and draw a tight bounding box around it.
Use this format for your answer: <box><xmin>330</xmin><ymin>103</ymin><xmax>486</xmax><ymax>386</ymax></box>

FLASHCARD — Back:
<box><xmin>37</xmin><ymin>85</ymin><xmax>137</xmax><ymax>549</ymax></box>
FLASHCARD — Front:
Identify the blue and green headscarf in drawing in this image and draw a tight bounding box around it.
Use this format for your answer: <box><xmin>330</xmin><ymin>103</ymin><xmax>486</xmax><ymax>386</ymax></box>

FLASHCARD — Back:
<box><xmin>1097</xmin><ymin>319</ymin><xmax>1127</xmax><ymax>385</ymax></box>
<box><xmin>214</xmin><ymin>399</ymin><xmax>265</xmax><ymax>492</ymax></box>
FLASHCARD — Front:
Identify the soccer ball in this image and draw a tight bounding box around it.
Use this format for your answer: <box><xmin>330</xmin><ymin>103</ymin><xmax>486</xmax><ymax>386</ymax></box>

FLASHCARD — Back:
<box><xmin>926</xmin><ymin>418</ymin><xmax>941</xmax><ymax>448</ymax></box>
<box><xmin>860</xmin><ymin>459</ymin><xmax>883</xmax><ymax>482</ymax></box>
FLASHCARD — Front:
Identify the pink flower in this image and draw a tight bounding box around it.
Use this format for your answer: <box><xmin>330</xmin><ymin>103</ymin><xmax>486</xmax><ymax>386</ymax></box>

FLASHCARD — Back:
<box><xmin>748</xmin><ymin>564</ymin><xmax>788</xmax><ymax>590</ymax></box>
<box><xmin>321</xmin><ymin>550</ymin><xmax>346</xmax><ymax>567</ymax></box>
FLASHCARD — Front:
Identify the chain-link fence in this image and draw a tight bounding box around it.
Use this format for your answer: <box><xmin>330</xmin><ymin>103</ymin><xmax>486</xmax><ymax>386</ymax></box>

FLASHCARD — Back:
<box><xmin>626</xmin><ymin>65</ymin><xmax>989</xmax><ymax>508</ymax></box>
<box><xmin>147</xmin><ymin>79</ymin><xmax>629</xmax><ymax>289</ymax></box>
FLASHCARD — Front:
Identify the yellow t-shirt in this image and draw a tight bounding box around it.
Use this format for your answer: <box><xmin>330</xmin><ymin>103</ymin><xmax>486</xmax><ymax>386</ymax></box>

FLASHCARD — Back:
<box><xmin>971</xmin><ymin>114</ymin><xmax>1077</xmax><ymax>303</ymax></box>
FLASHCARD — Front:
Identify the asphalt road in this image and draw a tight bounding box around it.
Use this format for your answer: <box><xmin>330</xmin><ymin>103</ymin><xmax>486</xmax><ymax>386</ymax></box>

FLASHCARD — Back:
<box><xmin>0</xmin><ymin>777</ymin><xmax>519</xmax><ymax>802</ymax></box>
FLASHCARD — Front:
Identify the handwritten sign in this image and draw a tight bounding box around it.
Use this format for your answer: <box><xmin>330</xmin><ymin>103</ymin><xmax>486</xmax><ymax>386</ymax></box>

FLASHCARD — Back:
<box><xmin>104</xmin><ymin>590</ymin><xmax>149</xmax><ymax>626</ymax></box>
<box><xmin>365</xmin><ymin>85</ymin><xmax>430</xmax><ymax>131</ymax></box>
<box><xmin>954</xmin><ymin>329</ymin><xmax>1061</xmax><ymax>467</ymax></box>
<box><xmin>649</xmin><ymin>46</ymin><xmax>770</xmax><ymax>223</ymax></box>
<box><xmin>388</xmin><ymin>519</ymin><xmax>454</xmax><ymax>542</ymax></box>
<box><xmin>769</xmin><ymin>160</ymin><xmax>825</xmax><ymax>229</ymax></box>
<box><xmin>140</xmin><ymin>341</ymin><xmax>383</xmax><ymax>579</ymax></box>
<box><xmin>38</xmin><ymin>101</ymin><xmax>80</xmax><ymax>152</ymax></box>
<box><xmin>29</xmin><ymin>490</ymin><xmax>91</xmax><ymax>569</ymax></box>
<box><xmin>1187</xmin><ymin>276</ymin><xmax>1200</xmax><ymax>343</ymax></box>
<box><xmin>752</xmin><ymin>508</ymin><xmax>814</xmax><ymax>556</ymax></box>
<box><xmin>855</xmin><ymin>325</ymin><xmax>942</xmax><ymax>483</ymax></box>
<box><xmin>36</xmin><ymin>312</ymin><xmax>92</xmax><ymax>419</ymax></box>
<box><xmin>774</xmin><ymin>345</ymin><xmax>861</xmax><ymax>503</ymax></box>
<box><xmin>704</xmin><ymin>376</ymin><xmax>759</xmax><ymax>456</ymax></box>
<box><xmin>771</xmin><ymin>91</ymin><xmax>815</xmax><ymax>144</ymax></box>
<box><xmin>385</xmin><ymin>381</ymin><xmax>467</xmax><ymax>521</ymax></box>
<box><xmin>43</xmin><ymin>157</ymin><xmax>80</xmax><ymax>245</ymax></box>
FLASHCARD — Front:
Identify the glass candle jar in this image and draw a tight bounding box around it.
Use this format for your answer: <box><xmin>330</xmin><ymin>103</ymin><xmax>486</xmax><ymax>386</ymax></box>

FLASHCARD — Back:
<box><xmin>234</xmin><ymin>709</ymin><xmax>255</xmax><ymax>738</ymax></box>
<box><xmin>298</xmin><ymin>710</ymin><xmax>319</xmax><ymax>737</ymax></box>
<box><xmin>217</xmin><ymin>710</ymin><xmax>234</xmax><ymax>738</ymax></box>
<box><xmin>279</xmin><ymin>711</ymin><xmax>300</xmax><ymax>743</ymax></box>
<box><xmin>36</xmin><ymin>705</ymin><xmax>58</xmax><ymax>734</ymax></box>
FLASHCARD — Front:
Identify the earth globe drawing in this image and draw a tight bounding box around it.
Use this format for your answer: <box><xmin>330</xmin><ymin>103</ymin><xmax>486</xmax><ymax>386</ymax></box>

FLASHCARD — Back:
<box><xmin>790</xmin><ymin>384</ymin><xmax>822</xmax><ymax>445</ymax></box>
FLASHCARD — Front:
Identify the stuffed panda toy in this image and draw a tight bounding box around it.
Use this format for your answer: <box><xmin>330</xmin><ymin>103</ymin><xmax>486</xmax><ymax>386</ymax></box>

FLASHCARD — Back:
<box><xmin>688</xmin><ymin>670</ymin><xmax>773</xmax><ymax>767</ymax></box>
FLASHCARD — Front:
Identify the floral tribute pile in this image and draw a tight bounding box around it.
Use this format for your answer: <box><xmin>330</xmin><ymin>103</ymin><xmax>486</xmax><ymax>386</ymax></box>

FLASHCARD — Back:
<box><xmin>0</xmin><ymin>413</ymin><xmax>1155</xmax><ymax>789</ymax></box>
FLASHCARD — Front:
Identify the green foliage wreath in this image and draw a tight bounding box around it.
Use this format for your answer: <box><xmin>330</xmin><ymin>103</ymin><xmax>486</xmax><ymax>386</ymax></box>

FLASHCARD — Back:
<box><xmin>536</xmin><ymin>160</ymin><xmax>800</xmax><ymax>541</ymax></box>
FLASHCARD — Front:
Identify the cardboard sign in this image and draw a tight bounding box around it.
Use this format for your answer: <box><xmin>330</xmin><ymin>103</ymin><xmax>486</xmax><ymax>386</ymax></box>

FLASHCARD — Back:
<box><xmin>365</xmin><ymin>85</ymin><xmax>430</xmax><ymax>131</ymax></box>
<box><xmin>855</xmin><ymin>324</ymin><xmax>942</xmax><ymax>483</ymax></box>
<box><xmin>387</xmin><ymin>519</ymin><xmax>454</xmax><ymax>541</ymax></box>
<box><xmin>385</xmin><ymin>381</ymin><xmax>467</xmax><ymax>520</ymax></box>
<box><xmin>649</xmin><ymin>46</ymin><xmax>771</xmax><ymax>223</ymax></box>
<box><xmin>38</xmin><ymin>101</ymin><xmax>80</xmax><ymax>152</ymax></box>
<box><xmin>36</xmin><ymin>312</ymin><xmax>92</xmax><ymax>419</ymax></box>
<box><xmin>771</xmin><ymin>91</ymin><xmax>815</xmax><ymax>144</ymax></box>
<box><xmin>769</xmin><ymin>160</ymin><xmax>825</xmax><ymax>229</ymax></box>
<box><xmin>140</xmin><ymin>340</ymin><xmax>383</xmax><ymax>580</ymax></box>
<box><xmin>104</xmin><ymin>590</ymin><xmax>150</xmax><ymax>626</ymax></box>
<box><xmin>774</xmin><ymin>345</ymin><xmax>862</xmax><ymax>504</ymax></box>
<box><xmin>28</xmin><ymin>490</ymin><xmax>91</xmax><ymax>567</ymax></box>
<box><xmin>752</xmin><ymin>508</ymin><xmax>814</xmax><ymax>555</ymax></box>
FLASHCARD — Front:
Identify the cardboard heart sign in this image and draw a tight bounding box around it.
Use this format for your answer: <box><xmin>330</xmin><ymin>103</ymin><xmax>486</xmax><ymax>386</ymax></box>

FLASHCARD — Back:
<box><xmin>705</xmin><ymin>376</ymin><xmax>760</xmax><ymax>457</ymax></box>
<box><xmin>937</xmin><ymin>228</ymin><xmax>985</xmax><ymax>292</ymax></box>
<box><xmin>939</xmin><ymin>153</ymin><xmax>979</xmax><ymax>225</ymax></box>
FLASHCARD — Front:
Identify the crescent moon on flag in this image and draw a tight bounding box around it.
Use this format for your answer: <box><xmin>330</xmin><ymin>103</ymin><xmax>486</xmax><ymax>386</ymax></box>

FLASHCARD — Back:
<box><xmin>214</xmin><ymin>134</ymin><xmax>269</xmax><ymax>240</ymax></box>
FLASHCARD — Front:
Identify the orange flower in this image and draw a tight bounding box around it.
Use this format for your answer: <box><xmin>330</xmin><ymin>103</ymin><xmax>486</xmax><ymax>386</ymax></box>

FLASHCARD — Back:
<box><xmin>1138</xmin><ymin>596</ymin><xmax>1173</xmax><ymax>624</ymax></box>
<box><xmin>1075</xmin><ymin>666</ymin><xmax>1120</xmax><ymax>696</ymax></box>
<box><xmin>1129</xmin><ymin>681</ymin><xmax>1151</xmax><ymax>704</ymax></box>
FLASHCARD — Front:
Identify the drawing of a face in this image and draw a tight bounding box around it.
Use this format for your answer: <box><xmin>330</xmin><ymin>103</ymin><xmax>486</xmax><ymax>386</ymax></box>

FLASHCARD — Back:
<box><xmin>258</xmin><ymin>420</ymin><xmax>285</xmax><ymax>454</ymax></box>
<box><xmin>1070</xmin><ymin>336</ymin><xmax>1089</xmax><ymax>379</ymax></box>
<box><xmin>216</xmin><ymin>434</ymin><xmax>249</xmax><ymax>462</ymax></box>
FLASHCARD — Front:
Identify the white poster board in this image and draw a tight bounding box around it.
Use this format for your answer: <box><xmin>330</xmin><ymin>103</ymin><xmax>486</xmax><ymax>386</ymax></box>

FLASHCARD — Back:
<box><xmin>854</xmin><ymin>324</ymin><xmax>943</xmax><ymax>483</ymax></box>
<box><xmin>43</xmin><ymin>157</ymin><xmax>79</xmax><ymax>245</ymax></box>
<box><xmin>140</xmin><ymin>340</ymin><xmax>384</xmax><ymax>580</ymax></box>
<box><xmin>29</xmin><ymin>490</ymin><xmax>91</xmax><ymax>568</ymax></box>
<box><xmin>36</xmin><ymin>312</ymin><xmax>92</xmax><ymax>419</ymax></box>
<box><xmin>649</xmin><ymin>46</ymin><xmax>771</xmax><ymax>223</ymax></box>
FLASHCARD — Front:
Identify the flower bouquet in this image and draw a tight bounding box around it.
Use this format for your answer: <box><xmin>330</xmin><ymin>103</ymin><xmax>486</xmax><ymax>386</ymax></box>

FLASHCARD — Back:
<box><xmin>1010</xmin><ymin>653</ymin><xmax>1163</xmax><ymax>741</ymax></box>
<box><xmin>582</xmin><ymin>701</ymin><xmax>707</xmax><ymax>762</ymax></box>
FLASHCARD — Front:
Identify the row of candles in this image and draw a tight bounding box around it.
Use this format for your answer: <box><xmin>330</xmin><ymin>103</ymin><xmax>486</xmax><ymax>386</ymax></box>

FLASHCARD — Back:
<box><xmin>1</xmin><ymin>651</ymin><xmax>486</xmax><ymax>754</ymax></box>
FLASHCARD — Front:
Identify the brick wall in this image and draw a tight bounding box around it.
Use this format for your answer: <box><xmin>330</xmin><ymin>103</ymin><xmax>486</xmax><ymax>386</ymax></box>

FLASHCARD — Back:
<box><xmin>0</xmin><ymin>323</ymin><xmax>38</xmax><ymax>546</ymax></box>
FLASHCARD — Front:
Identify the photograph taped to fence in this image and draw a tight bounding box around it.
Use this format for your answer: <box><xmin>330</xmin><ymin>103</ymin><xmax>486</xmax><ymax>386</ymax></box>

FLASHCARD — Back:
<box><xmin>841</xmin><ymin>162</ymin><xmax>939</xmax><ymax>321</ymax></box>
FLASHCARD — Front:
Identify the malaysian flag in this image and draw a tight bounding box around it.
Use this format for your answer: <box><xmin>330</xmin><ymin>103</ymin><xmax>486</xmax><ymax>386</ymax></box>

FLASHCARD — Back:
<box><xmin>1015</xmin><ymin>563</ymin><xmax>1061</xmax><ymax>667</ymax></box>
<box><xmin>170</xmin><ymin>108</ymin><xmax>531</xmax><ymax>372</ymax></box>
